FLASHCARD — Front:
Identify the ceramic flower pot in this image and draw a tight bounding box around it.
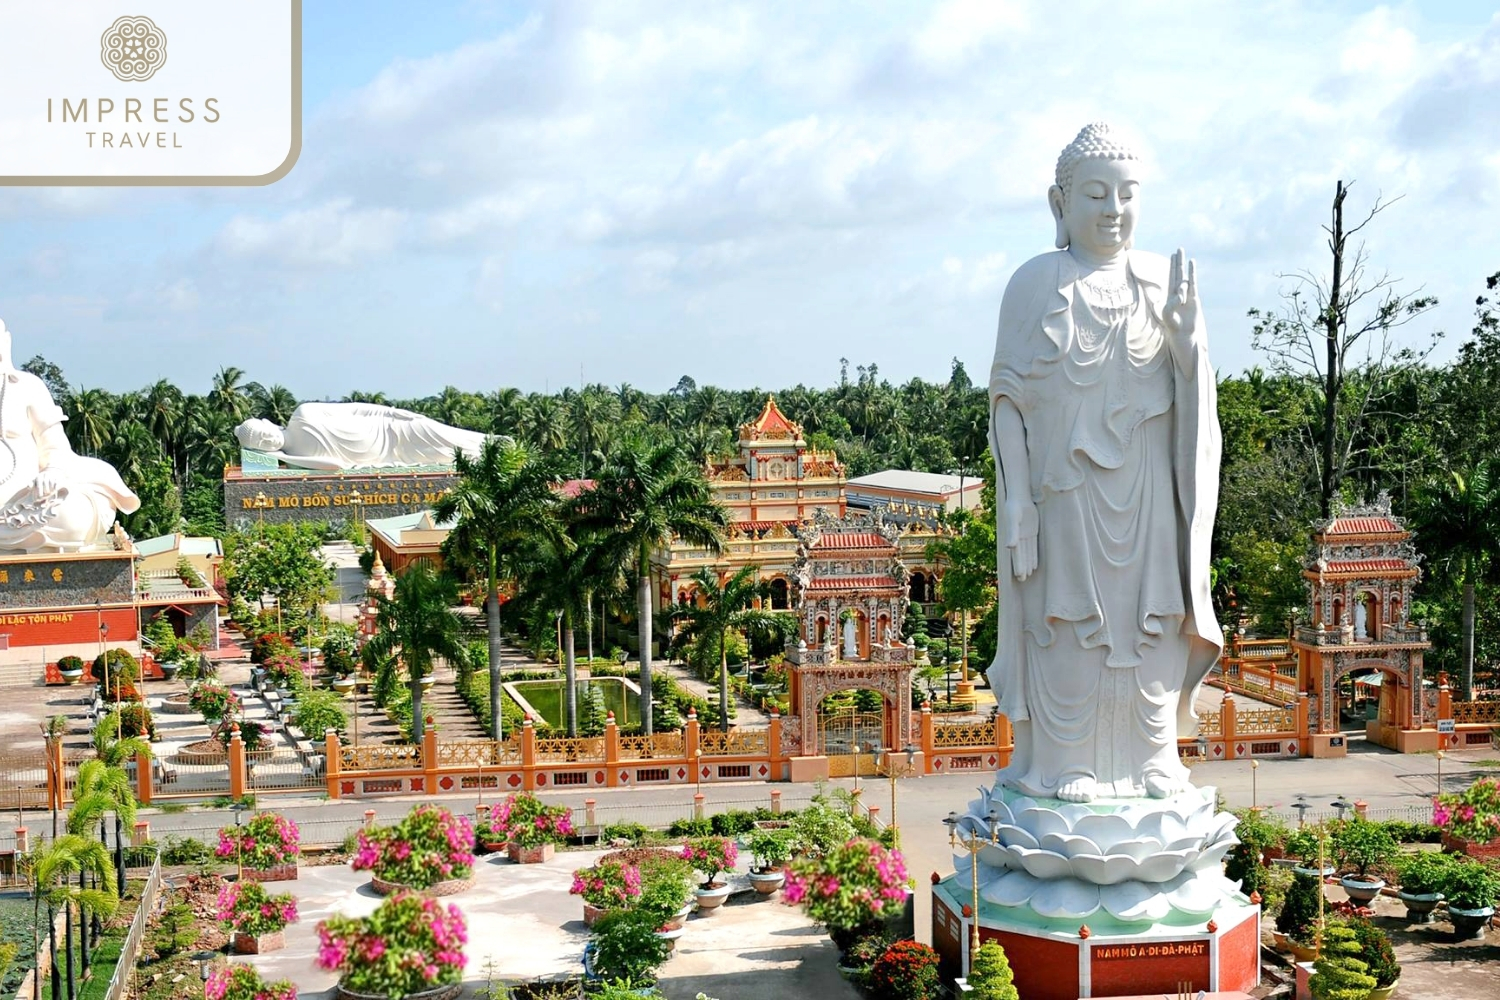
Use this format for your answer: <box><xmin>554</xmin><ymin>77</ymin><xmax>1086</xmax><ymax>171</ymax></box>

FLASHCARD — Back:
<box><xmin>1288</xmin><ymin>941</ymin><xmax>1318</xmax><ymax>963</ymax></box>
<box><xmin>242</xmin><ymin>863</ymin><xmax>299</xmax><ymax>883</ymax></box>
<box><xmin>662</xmin><ymin>903</ymin><xmax>692</xmax><ymax>932</ymax></box>
<box><xmin>1397</xmin><ymin>890</ymin><xmax>1443</xmax><ymax>923</ymax></box>
<box><xmin>60</xmin><ymin>670</ymin><xmax>83</xmax><ymax>685</ymax></box>
<box><xmin>694</xmin><ymin>882</ymin><xmax>733</xmax><ymax>911</ymax></box>
<box><xmin>1271</xmin><ymin>931</ymin><xmax>1290</xmax><ymax>952</ymax></box>
<box><xmin>654</xmin><ymin>926</ymin><xmax>686</xmax><ymax>953</ymax></box>
<box><xmin>1449</xmin><ymin>904</ymin><xmax>1495</xmax><ymax>941</ymax></box>
<box><xmin>332</xmin><ymin>677</ymin><xmax>356</xmax><ymax>694</ymax></box>
<box><xmin>159</xmin><ymin>663</ymin><xmax>180</xmax><ymax>681</ymax></box>
<box><xmin>583</xmin><ymin>901</ymin><xmax>607</xmax><ymax>927</ymax></box>
<box><xmin>748</xmin><ymin>869</ymin><xmax>785</xmax><ymax>895</ymax></box>
<box><xmin>1368</xmin><ymin>979</ymin><xmax>1400</xmax><ymax>1000</ymax></box>
<box><xmin>508</xmin><ymin>842</ymin><xmax>554</xmax><ymax>864</ymax></box>
<box><xmin>1339</xmin><ymin>875</ymin><xmax>1384</xmax><ymax>904</ymax></box>
<box><xmin>231</xmin><ymin>930</ymin><xmax>284</xmax><ymax>954</ymax></box>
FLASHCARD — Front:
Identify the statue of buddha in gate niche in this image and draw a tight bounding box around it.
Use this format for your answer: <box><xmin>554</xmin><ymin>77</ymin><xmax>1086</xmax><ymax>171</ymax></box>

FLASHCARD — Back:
<box><xmin>986</xmin><ymin>123</ymin><xmax>1223</xmax><ymax>803</ymax></box>
<box><xmin>0</xmin><ymin>320</ymin><xmax>140</xmax><ymax>552</ymax></box>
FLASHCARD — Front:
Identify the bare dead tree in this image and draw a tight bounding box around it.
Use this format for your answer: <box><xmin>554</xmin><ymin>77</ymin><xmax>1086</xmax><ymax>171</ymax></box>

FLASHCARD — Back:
<box><xmin>1250</xmin><ymin>180</ymin><xmax>1441</xmax><ymax>518</ymax></box>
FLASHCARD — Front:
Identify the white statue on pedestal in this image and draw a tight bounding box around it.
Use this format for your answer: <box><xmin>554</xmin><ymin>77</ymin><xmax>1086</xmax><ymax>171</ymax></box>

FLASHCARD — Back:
<box><xmin>235</xmin><ymin>402</ymin><xmax>492</xmax><ymax>471</ymax></box>
<box><xmin>987</xmin><ymin>122</ymin><xmax>1222</xmax><ymax>804</ymax></box>
<box><xmin>947</xmin><ymin>124</ymin><xmax>1239</xmax><ymax>927</ymax></box>
<box><xmin>0</xmin><ymin>321</ymin><xmax>140</xmax><ymax>552</ymax></box>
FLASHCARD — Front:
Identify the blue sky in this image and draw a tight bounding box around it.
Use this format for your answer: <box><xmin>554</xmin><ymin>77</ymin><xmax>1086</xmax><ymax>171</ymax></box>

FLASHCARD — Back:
<box><xmin>3</xmin><ymin>0</ymin><xmax>1499</xmax><ymax>399</ymax></box>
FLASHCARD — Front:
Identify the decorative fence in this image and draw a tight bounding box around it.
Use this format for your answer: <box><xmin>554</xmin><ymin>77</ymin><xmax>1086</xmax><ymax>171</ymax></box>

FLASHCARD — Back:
<box><xmin>104</xmin><ymin>849</ymin><xmax>163</xmax><ymax>1000</ymax></box>
<box><xmin>320</xmin><ymin>705</ymin><xmax>1012</xmax><ymax>800</ymax></box>
<box><xmin>1177</xmin><ymin>692</ymin><xmax>1308</xmax><ymax>761</ymax></box>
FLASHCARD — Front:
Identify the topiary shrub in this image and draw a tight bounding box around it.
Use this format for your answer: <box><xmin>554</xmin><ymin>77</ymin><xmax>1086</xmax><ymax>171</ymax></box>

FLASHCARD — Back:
<box><xmin>968</xmin><ymin>939</ymin><xmax>1020</xmax><ymax>1000</ymax></box>
<box><xmin>115</xmin><ymin>703</ymin><xmax>156</xmax><ymax>741</ymax></box>
<box><xmin>1276</xmin><ymin>870</ymin><xmax>1322</xmax><ymax>944</ymax></box>
<box><xmin>94</xmin><ymin>648</ymin><xmax>140</xmax><ymax>699</ymax></box>
<box><xmin>1309</xmin><ymin>921</ymin><xmax>1376</xmax><ymax>1000</ymax></box>
<box><xmin>1345</xmin><ymin>917</ymin><xmax>1399</xmax><ymax>989</ymax></box>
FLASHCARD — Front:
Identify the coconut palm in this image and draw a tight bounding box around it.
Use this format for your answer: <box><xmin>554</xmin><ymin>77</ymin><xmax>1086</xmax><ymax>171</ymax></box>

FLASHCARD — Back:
<box><xmin>434</xmin><ymin>437</ymin><xmax>561</xmax><ymax>739</ymax></box>
<box><xmin>28</xmin><ymin>833</ymin><xmax>118</xmax><ymax>1000</ymax></box>
<box><xmin>672</xmin><ymin>567</ymin><xmax>792</xmax><ymax>731</ymax></box>
<box><xmin>576</xmin><ymin>437</ymin><xmax>728</xmax><ymax>734</ymax></box>
<box><xmin>364</xmin><ymin>563</ymin><xmax>469</xmax><ymax>742</ymax></box>
<box><xmin>209</xmin><ymin>365</ymin><xmax>252</xmax><ymax>422</ymax></box>
<box><xmin>1414</xmin><ymin>460</ymin><xmax>1500</xmax><ymax>698</ymax></box>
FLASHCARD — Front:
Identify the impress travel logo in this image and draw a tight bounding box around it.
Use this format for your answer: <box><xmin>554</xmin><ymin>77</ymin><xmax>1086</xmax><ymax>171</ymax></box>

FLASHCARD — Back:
<box><xmin>0</xmin><ymin>2</ymin><xmax>301</xmax><ymax>186</ymax></box>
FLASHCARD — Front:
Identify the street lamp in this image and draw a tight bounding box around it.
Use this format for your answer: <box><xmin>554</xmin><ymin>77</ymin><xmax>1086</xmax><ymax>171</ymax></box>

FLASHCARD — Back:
<box><xmin>1436</xmin><ymin>750</ymin><xmax>1445</xmax><ymax>798</ymax></box>
<box><xmin>191</xmin><ymin>950</ymin><xmax>217</xmax><ymax>982</ymax></box>
<box><xmin>1330</xmin><ymin>797</ymin><xmax>1353</xmax><ymax>823</ymax></box>
<box><xmin>253</xmin><ymin>491</ymin><xmax>269</xmax><ymax>531</ymax></box>
<box><xmin>1250</xmin><ymin>759</ymin><xmax>1260</xmax><ymax>810</ymax></box>
<box><xmin>851</xmin><ymin>743</ymin><xmax>862</xmax><ymax>796</ymax></box>
<box><xmin>872</xmin><ymin>742</ymin><xmax>919</xmax><ymax>839</ymax></box>
<box><xmin>232</xmin><ymin>803</ymin><xmax>247</xmax><ymax>881</ymax></box>
<box><xmin>945</xmin><ymin>808</ymin><xmax>1000</xmax><ymax>974</ymax></box>
<box><xmin>1292</xmin><ymin>794</ymin><xmax>1310</xmax><ymax>829</ymax></box>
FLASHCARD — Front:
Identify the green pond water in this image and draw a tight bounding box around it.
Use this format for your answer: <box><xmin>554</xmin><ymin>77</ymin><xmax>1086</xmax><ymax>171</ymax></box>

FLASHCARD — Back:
<box><xmin>505</xmin><ymin>677</ymin><xmax>640</xmax><ymax>729</ymax></box>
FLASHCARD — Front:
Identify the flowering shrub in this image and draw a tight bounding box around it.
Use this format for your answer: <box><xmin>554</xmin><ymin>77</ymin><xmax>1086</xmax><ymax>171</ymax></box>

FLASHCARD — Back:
<box><xmin>353</xmin><ymin>804</ymin><xmax>475</xmax><ymax>889</ymax></box>
<box><xmin>784</xmin><ymin>838</ymin><xmax>910</xmax><ymax>933</ymax></box>
<box><xmin>216</xmin><ymin>812</ymin><xmax>300</xmax><ymax>871</ymax></box>
<box><xmin>316</xmin><ymin>889</ymin><xmax>466</xmax><ymax>995</ymax></box>
<box><xmin>1434</xmin><ymin>776</ymin><xmax>1500</xmax><ymax>844</ymax></box>
<box><xmin>680</xmin><ymin>837</ymin><xmax>739</xmax><ymax>888</ymax></box>
<box><xmin>204</xmin><ymin>964</ymin><xmax>297</xmax><ymax>1000</ymax></box>
<box><xmin>216</xmin><ymin>881</ymin><xmax>299</xmax><ymax>937</ymax></box>
<box><xmin>486</xmin><ymin>792</ymin><xmax>574</xmax><ymax>849</ymax></box>
<box><xmin>869</xmin><ymin>939</ymin><xmax>941</xmax><ymax>1000</ymax></box>
<box><xmin>189</xmin><ymin>682</ymin><xmax>239</xmax><ymax>725</ymax></box>
<box><xmin>217</xmin><ymin>719</ymin><xmax>269</xmax><ymax>752</ymax></box>
<box><xmin>570</xmin><ymin>859</ymin><xmax>642</xmax><ymax>910</ymax></box>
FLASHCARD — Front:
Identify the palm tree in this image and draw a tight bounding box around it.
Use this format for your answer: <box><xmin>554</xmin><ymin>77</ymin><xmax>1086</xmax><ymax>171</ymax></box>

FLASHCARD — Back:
<box><xmin>248</xmin><ymin>383</ymin><xmax>299</xmax><ymax>424</ymax></box>
<box><xmin>576</xmin><ymin>437</ymin><xmax>728</xmax><ymax>734</ymax></box>
<box><xmin>364</xmin><ymin>563</ymin><xmax>469</xmax><ymax>742</ymax></box>
<box><xmin>65</xmin><ymin>387</ymin><xmax>113</xmax><ymax>456</ymax></box>
<box><xmin>434</xmin><ymin>437</ymin><xmax>561</xmax><ymax>740</ymax></box>
<box><xmin>68</xmin><ymin>752</ymin><xmax>140</xmax><ymax>898</ymax></box>
<box><xmin>29</xmin><ymin>833</ymin><xmax>117</xmax><ymax>1000</ymax></box>
<box><xmin>1414</xmin><ymin>460</ymin><xmax>1500</xmax><ymax>698</ymax></box>
<box><xmin>673</xmin><ymin>566</ymin><xmax>791</xmax><ymax>730</ymax></box>
<box><xmin>511</xmin><ymin>522</ymin><xmax>617</xmax><ymax>736</ymax></box>
<box><xmin>520</xmin><ymin>395</ymin><xmax>571</xmax><ymax>455</ymax></box>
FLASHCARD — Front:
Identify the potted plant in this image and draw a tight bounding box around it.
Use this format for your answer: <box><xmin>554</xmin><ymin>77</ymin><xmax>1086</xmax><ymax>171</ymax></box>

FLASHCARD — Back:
<box><xmin>838</xmin><ymin>930</ymin><xmax>892</xmax><ymax>981</ymax></box>
<box><xmin>487</xmin><ymin>791</ymin><xmax>574</xmax><ymax>863</ymax></box>
<box><xmin>1333</xmin><ymin>818</ymin><xmax>1397</xmax><ymax>903</ymax></box>
<box><xmin>784</xmin><ymin>838</ymin><xmax>911</xmax><ymax>958</ymax></box>
<box><xmin>587</xmin><ymin>908</ymin><xmax>671</xmax><ymax>987</ymax></box>
<box><xmin>57</xmin><ymin>655</ymin><xmax>86</xmax><ymax>685</ymax></box>
<box><xmin>352</xmin><ymin>804</ymin><xmax>476</xmax><ymax>895</ymax></box>
<box><xmin>681</xmin><ymin>836</ymin><xmax>739</xmax><ymax>911</ymax></box>
<box><xmin>1307</xmin><ymin>921</ymin><xmax>1375</xmax><ymax>999</ymax></box>
<box><xmin>571</xmin><ymin>859</ymin><xmax>643</xmax><ymax>927</ymax></box>
<box><xmin>315</xmin><ymin>889</ymin><xmax>466</xmax><ymax>1000</ymax></box>
<box><xmin>216</xmin><ymin>880</ymin><xmax>298</xmax><ymax>954</ymax></box>
<box><xmin>869</xmin><ymin>939</ymin><xmax>941</xmax><ymax>1000</ymax></box>
<box><xmin>1346</xmin><ymin>917</ymin><xmax>1401</xmax><ymax>999</ymax></box>
<box><xmin>1273</xmin><ymin>869</ymin><xmax>1322</xmax><ymax>954</ymax></box>
<box><xmin>217</xmin><ymin>812</ymin><xmax>301</xmax><ymax>881</ymax></box>
<box><xmin>636</xmin><ymin>855</ymin><xmax>694</xmax><ymax>931</ymax></box>
<box><xmin>747</xmin><ymin>828</ymin><xmax>791</xmax><ymax>895</ymax></box>
<box><xmin>204</xmin><ymin>965</ymin><xmax>297</xmax><ymax>1000</ymax></box>
<box><xmin>1395</xmin><ymin>850</ymin><xmax>1452</xmax><ymax>922</ymax></box>
<box><xmin>1285</xmin><ymin>827</ymin><xmax>1335</xmax><ymax>877</ymax></box>
<box><xmin>188</xmin><ymin>681</ymin><xmax>239</xmax><ymax>727</ymax></box>
<box><xmin>1440</xmin><ymin>857</ymin><xmax>1500</xmax><ymax>940</ymax></box>
<box><xmin>1434</xmin><ymin>776</ymin><xmax>1500</xmax><ymax>859</ymax></box>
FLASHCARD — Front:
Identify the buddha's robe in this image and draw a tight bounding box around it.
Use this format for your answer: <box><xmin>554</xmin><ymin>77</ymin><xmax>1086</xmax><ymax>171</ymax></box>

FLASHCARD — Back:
<box><xmin>987</xmin><ymin>249</ymin><xmax>1222</xmax><ymax>799</ymax></box>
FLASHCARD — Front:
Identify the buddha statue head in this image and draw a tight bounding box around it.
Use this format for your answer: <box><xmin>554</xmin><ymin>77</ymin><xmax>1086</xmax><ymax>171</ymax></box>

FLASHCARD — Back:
<box><xmin>235</xmin><ymin>417</ymin><xmax>286</xmax><ymax>453</ymax></box>
<box><xmin>1048</xmin><ymin>122</ymin><xmax>1143</xmax><ymax>258</ymax></box>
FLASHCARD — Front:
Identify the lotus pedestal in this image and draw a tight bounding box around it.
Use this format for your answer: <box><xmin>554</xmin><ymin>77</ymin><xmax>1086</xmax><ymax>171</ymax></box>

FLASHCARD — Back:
<box><xmin>930</xmin><ymin>785</ymin><xmax>1260</xmax><ymax>999</ymax></box>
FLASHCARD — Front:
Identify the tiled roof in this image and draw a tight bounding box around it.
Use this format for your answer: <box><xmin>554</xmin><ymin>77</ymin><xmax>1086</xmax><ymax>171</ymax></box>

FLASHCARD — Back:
<box><xmin>810</xmin><ymin>532</ymin><xmax>890</xmax><ymax>550</ymax></box>
<box><xmin>556</xmin><ymin>479</ymin><xmax>595</xmax><ymax>498</ymax></box>
<box><xmin>740</xmin><ymin>396</ymin><xmax>802</xmax><ymax>439</ymax></box>
<box><xmin>1324</xmin><ymin>516</ymin><xmax>1402</xmax><ymax>535</ymax></box>
<box><xmin>1322</xmin><ymin>558</ymin><xmax>1410</xmax><ymax>574</ymax></box>
<box><xmin>804</xmin><ymin>576</ymin><xmax>899</xmax><ymax>591</ymax></box>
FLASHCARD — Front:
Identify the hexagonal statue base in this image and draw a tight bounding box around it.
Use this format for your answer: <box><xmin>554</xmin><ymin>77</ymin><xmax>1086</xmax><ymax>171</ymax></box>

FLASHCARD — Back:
<box><xmin>932</xmin><ymin>876</ymin><xmax>1259</xmax><ymax>999</ymax></box>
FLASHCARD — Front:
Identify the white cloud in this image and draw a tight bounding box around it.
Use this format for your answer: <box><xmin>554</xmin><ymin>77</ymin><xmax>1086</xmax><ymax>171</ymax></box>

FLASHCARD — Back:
<box><xmin>217</xmin><ymin>199</ymin><xmax>406</xmax><ymax>267</ymax></box>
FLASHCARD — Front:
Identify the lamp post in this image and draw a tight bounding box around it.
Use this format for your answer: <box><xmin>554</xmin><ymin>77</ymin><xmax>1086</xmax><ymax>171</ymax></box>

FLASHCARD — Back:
<box><xmin>945</xmin><ymin>808</ymin><xmax>1000</xmax><ymax>974</ymax></box>
<box><xmin>40</xmin><ymin>720</ymin><xmax>58</xmax><ymax>837</ymax></box>
<box><xmin>1436</xmin><ymin>749</ymin><xmax>1445</xmax><ymax>798</ymax></box>
<box><xmin>348</xmin><ymin>489</ymin><xmax>363</xmax><ymax>542</ymax></box>
<box><xmin>191</xmin><ymin>950</ymin><xmax>217</xmax><ymax>984</ymax></box>
<box><xmin>1250</xmin><ymin>759</ymin><xmax>1260</xmax><ymax>810</ymax></box>
<box><xmin>872</xmin><ymin>743</ymin><xmax>919</xmax><ymax>839</ymax></box>
<box><xmin>851</xmin><ymin>742</ymin><xmax>861</xmax><ymax>796</ymax></box>
<box><xmin>253</xmin><ymin>491</ymin><xmax>269</xmax><ymax>531</ymax></box>
<box><xmin>1330</xmin><ymin>797</ymin><xmax>1353</xmax><ymax>823</ymax></box>
<box><xmin>1292</xmin><ymin>794</ymin><xmax>1310</xmax><ymax>829</ymax></box>
<box><xmin>232</xmin><ymin>803</ymin><xmax>247</xmax><ymax>881</ymax></box>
